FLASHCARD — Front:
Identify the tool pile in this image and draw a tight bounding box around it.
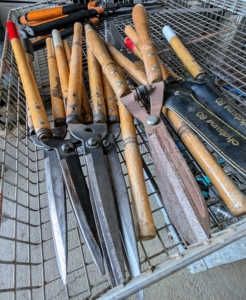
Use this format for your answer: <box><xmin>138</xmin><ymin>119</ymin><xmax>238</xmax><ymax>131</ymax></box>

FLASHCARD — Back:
<box><xmin>5</xmin><ymin>2</ymin><xmax>246</xmax><ymax>298</ymax></box>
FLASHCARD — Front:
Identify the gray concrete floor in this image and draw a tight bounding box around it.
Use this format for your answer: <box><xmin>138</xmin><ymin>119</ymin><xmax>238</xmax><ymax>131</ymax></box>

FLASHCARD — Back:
<box><xmin>141</xmin><ymin>258</ymin><xmax>246</xmax><ymax>299</ymax></box>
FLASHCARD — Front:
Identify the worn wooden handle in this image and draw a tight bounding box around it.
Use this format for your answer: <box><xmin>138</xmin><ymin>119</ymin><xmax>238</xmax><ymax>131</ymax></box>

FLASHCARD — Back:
<box><xmin>85</xmin><ymin>25</ymin><xmax>130</xmax><ymax>98</ymax></box>
<box><xmin>101</xmin><ymin>71</ymin><xmax>119</xmax><ymax>124</ymax></box>
<box><xmin>52</xmin><ymin>29</ymin><xmax>69</xmax><ymax>106</ymax></box>
<box><xmin>118</xmin><ymin>100</ymin><xmax>156</xmax><ymax>240</ymax></box>
<box><xmin>87</xmin><ymin>41</ymin><xmax>107</xmax><ymax>123</ymax></box>
<box><xmin>163</xmin><ymin>108</ymin><xmax>246</xmax><ymax>216</ymax></box>
<box><xmin>66</xmin><ymin>23</ymin><xmax>83</xmax><ymax>123</ymax></box>
<box><xmin>125</xmin><ymin>25</ymin><xmax>180</xmax><ymax>83</ymax></box>
<box><xmin>63</xmin><ymin>39</ymin><xmax>71</xmax><ymax>69</ymax></box>
<box><xmin>162</xmin><ymin>25</ymin><xmax>204</xmax><ymax>79</ymax></box>
<box><xmin>46</xmin><ymin>37</ymin><xmax>66</xmax><ymax>126</ymax></box>
<box><xmin>7</xmin><ymin>22</ymin><xmax>51</xmax><ymax>139</ymax></box>
<box><xmin>132</xmin><ymin>4</ymin><xmax>162</xmax><ymax>83</ymax></box>
<box><xmin>104</xmin><ymin>41</ymin><xmax>148</xmax><ymax>86</ymax></box>
<box><xmin>81</xmin><ymin>83</ymin><xmax>93</xmax><ymax>124</ymax></box>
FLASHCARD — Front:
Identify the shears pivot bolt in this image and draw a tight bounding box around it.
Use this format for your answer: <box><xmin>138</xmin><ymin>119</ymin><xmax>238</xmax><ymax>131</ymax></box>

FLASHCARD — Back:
<box><xmin>147</xmin><ymin>115</ymin><xmax>159</xmax><ymax>125</ymax></box>
<box><xmin>86</xmin><ymin>137</ymin><xmax>99</xmax><ymax>149</ymax></box>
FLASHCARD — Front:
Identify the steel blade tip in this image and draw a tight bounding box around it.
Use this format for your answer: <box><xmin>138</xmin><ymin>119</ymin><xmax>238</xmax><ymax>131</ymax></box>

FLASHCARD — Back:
<box><xmin>137</xmin><ymin>289</ymin><xmax>144</xmax><ymax>300</ymax></box>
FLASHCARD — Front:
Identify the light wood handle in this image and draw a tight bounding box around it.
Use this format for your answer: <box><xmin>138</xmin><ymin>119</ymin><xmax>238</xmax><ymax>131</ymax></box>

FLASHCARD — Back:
<box><xmin>132</xmin><ymin>4</ymin><xmax>162</xmax><ymax>83</ymax></box>
<box><xmin>81</xmin><ymin>83</ymin><xmax>93</xmax><ymax>124</ymax></box>
<box><xmin>85</xmin><ymin>25</ymin><xmax>130</xmax><ymax>98</ymax></box>
<box><xmin>87</xmin><ymin>41</ymin><xmax>107</xmax><ymax>123</ymax></box>
<box><xmin>63</xmin><ymin>38</ymin><xmax>92</xmax><ymax>123</ymax></box>
<box><xmin>46</xmin><ymin>38</ymin><xmax>66</xmax><ymax>126</ymax></box>
<box><xmin>25</xmin><ymin>53</ymin><xmax>34</xmax><ymax>131</ymax></box>
<box><xmin>63</xmin><ymin>39</ymin><xmax>71</xmax><ymax>70</ymax></box>
<box><xmin>52</xmin><ymin>29</ymin><xmax>69</xmax><ymax>106</ymax></box>
<box><xmin>101</xmin><ymin>71</ymin><xmax>119</xmax><ymax>124</ymax></box>
<box><xmin>66</xmin><ymin>23</ymin><xmax>83</xmax><ymax>123</ymax></box>
<box><xmin>7</xmin><ymin>22</ymin><xmax>51</xmax><ymax>139</ymax></box>
<box><xmin>162</xmin><ymin>25</ymin><xmax>204</xmax><ymax>79</ymax></box>
<box><xmin>104</xmin><ymin>41</ymin><xmax>148</xmax><ymax>86</ymax></box>
<box><xmin>163</xmin><ymin>108</ymin><xmax>246</xmax><ymax>216</ymax></box>
<box><xmin>125</xmin><ymin>25</ymin><xmax>180</xmax><ymax>83</ymax></box>
<box><xmin>118</xmin><ymin>100</ymin><xmax>156</xmax><ymax>240</ymax></box>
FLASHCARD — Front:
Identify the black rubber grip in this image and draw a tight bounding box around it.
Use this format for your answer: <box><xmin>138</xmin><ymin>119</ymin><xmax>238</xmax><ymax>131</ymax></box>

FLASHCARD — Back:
<box><xmin>62</xmin><ymin>3</ymin><xmax>88</xmax><ymax>15</ymax></box>
<box><xmin>26</xmin><ymin>9</ymin><xmax>98</xmax><ymax>36</ymax></box>
<box><xmin>32</xmin><ymin>19</ymin><xmax>95</xmax><ymax>52</ymax></box>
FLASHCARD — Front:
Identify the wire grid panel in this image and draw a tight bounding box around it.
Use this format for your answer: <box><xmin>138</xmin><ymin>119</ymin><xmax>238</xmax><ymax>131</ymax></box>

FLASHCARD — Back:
<box><xmin>0</xmin><ymin>0</ymin><xmax>246</xmax><ymax>299</ymax></box>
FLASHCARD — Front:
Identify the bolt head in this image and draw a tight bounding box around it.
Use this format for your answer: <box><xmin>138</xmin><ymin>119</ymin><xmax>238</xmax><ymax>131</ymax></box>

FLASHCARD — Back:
<box><xmin>87</xmin><ymin>138</ymin><xmax>97</xmax><ymax>146</ymax></box>
<box><xmin>147</xmin><ymin>115</ymin><xmax>159</xmax><ymax>125</ymax></box>
<box><xmin>61</xmin><ymin>143</ymin><xmax>72</xmax><ymax>153</ymax></box>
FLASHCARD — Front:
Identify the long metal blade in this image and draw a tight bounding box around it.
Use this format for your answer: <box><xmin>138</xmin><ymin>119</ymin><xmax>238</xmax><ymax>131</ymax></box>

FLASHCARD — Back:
<box><xmin>104</xmin><ymin>134</ymin><xmax>141</xmax><ymax>277</ymax></box>
<box><xmin>104</xmin><ymin>134</ymin><xmax>143</xmax><ymax>300</ymax></box>
<box><xmin>44</xmin><ymin>149</ymin><xmax>67</xmax><ymax>285</ymax></box>
<box><xmin>109</xmin><ymin>20</ymin><xmax>138</xmax><ymax>62</ymax></box>
<box><xmin>41</xmin><ymin>138</ymin><xmax>104</xmax><ymax>275</ymax></box>
<box><xmin>85</xmin><ymin>150</ymin><xmax>125</xmax><ymax>285</ymax></box>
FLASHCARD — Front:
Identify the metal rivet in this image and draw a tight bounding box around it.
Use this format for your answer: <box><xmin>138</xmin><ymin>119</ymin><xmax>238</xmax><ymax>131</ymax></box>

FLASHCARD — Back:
<box><xmin>109</xmin><ymin>109</ymin><xmax>113</xmax><ymax>112</ymax></box>
<box><xmin>151</xmin><ymin>85</ymin><xmax>156</xmax><ymax>90</ymax></box>
<box><xmin>103</xmin><ymin>140</ymin><xmax>110</xmax><ymax>147</ymax></box>
<box><xmin>106</xmin><ymin>97</ymin><xmax>111</xmax><ymax>101</ymax></box>
<box><xmin>174</xmin><ymin>91</ymin><xmax>180</xmax><ymax>96</ymax></box>
<box><xmin>39</xmin><ymin>121</ymin><xmax>45</xmax><ymax>125</ymax></box>
<box><xmin>96</xmin><ymin>92</ymin><xmax>100</xmax><ymax>98</ymax></box>
<box><xmin>151</xmin><ymin>66</ymin><xmax>157</xmax><ymax>70</ymax></box>
<box><xmin>147</xmin><ymin>115</ymin><xmax>159</xmax><ymax>125</ymax></box>
<box><xmin>87</xmin><ymin>138</ymin><xmax>97</xmax><ymax>146</ymax></box>
<box><xmin>117</xmin><ymin>81</ymin><xmax>122</xmax><ymax>86</ymax></box>
<box><xmin>35</xmin><ymin>105</ymin><xmax>40</xmax><ymax>109</ymax></box>
<box><xmin>61</xmin><ymin>143</ymin><xmax>72</xmax><ymax>153</ymax></box>
<box><xmin>148</xmin><ymin>52</ymin><xmax>154</xmax><ymax>56</ymax></box>
<box><xmin>110</xmin><ymin>70</ymin><xmax>116</xmax><ymax>74</ymax></box>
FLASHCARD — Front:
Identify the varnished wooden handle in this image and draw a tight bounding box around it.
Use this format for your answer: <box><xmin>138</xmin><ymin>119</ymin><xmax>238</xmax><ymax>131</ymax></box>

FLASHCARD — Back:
<box><xmin>81</xmin><ymin>83</ymin><xmax>93</xmax><ymax>124</ymax></box>
<box><xmin>118</xmin><ymin>100</ymin><xmax>156</xmax><ymax>240</ymax></box>
<box><xmin>162</xmin><ymin>25</ymin><xmax>204</xmax><ymax>79</ymax></box>
<box><xmin>85</xmin><ymin>24</ymin><xmax>131</xmax><ymax>98</ymax></box>
<box><xmin>24</xmin><ymin>51</ymin><xmax>34</xmax><ymax>131</ymax></box>
<box><xmin>87</xmin><ymin>40</ymin><xmax>107</xmax><ymax>123</ymax></box>
<box><xmin>63</xmin><ymin>39</ymin><xmax>92</xmax><ymax>123</ymax></box>
<box><xmin>101</xmin><ymin>71</ymin><xmax>119</xmax><ymax>123</ymax></box>
<box><xmin>63</xmin><ymin>39</ymin><xmax>71</xmax><ymax>69</ymax></box>
<box><xmin>163</xmin><ymin>108</ymin><xmax>246</xmax><ymax>216</ymax></box>
<box><xmin>132</xmin><ymin>4</ymin><xmax>162</xmax><ymax>83</ymax></box>
<box><xmin>124</xmin><ymin>25</ymin><xmax>180</xmax><ymax>83</ymax></box>
<box><xmin>46</xmin><ymin>37</ymin><xmax>66</xmax><ymax>126</ymax></box>
<box><xmin>7</xmin><ymin>22</ymin><xmax>51</xmax><ymax>139</ymax></box>
<box><xmin>52</xmin><ymin>29</ymin><xmax>69</xmax><ymax>106</ymax></box>
<box><xmin>66</xmin><ymin>22</ymin><xmax>83</xmax><ymax>123</ymax></box>
<box><xmin>104</xmin><ymin>41</ymin><xmax>148</xmax><ymax>86</ymax></box>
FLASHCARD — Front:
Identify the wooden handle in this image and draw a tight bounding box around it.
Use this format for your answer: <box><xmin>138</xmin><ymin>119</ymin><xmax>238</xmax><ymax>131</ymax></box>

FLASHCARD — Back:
<box><xmin>104</xmin><ymin>41</ymin><xmax>148</xmax><ymax>86</ymax></box>
<box><xmin>63</xmin><ymin>39</ymin><xmax>71</xmax><ymax>70</ymax></box>
<box><xmin>162</xmin><ymin>25</ymin><xmax>204</xmax><ymax>79</ymax></box>
<box><xmin>81</xmin><ymin>83</ymin><xmax>93</xmax><ymax>124</ymax></box>
<box><xmin>52</xmin><ymin>29</ymin><xmax>69</xmax><ymax>107</ymax></box>
<box><xmin>132</xmin><ymin>4</ymin><xmax>162</xmax><ymax>83</ymax></box>
<box><xmin>7</xmin><ymin>22</ymin><xmax>51</xmax><ymax>139</ymax></box>
<box><xmin>63</xmin><ymin>39</ymin><xmax>92</xmax><ymax>123</ymax></box>
<box><xmin>24</xmin><ymin>49</ymin><xmax>34</xmax><ymax>131</ymax></box>
<box><xmin>46</xmin><ymin>38</ymin><xmax>66</xmax><ymax>126</ymax></box>
<box><xmin>163</xmin><ymin>108</ymin><xmax>246</xmax><ymax>216</ymax></box>
<box><xmin>85</xmin><ymin>25</ymin><xmax>131</xmax><ymax>98</ymax></box>
<box><xmin>87</xmin><ymin>41</ymin><xmax>107</xmax><ymax>123</ymax></box>
<box><xmin>101</xmin><ymin>71</ymin><xmax>119</xmax><ymax>124</ymax></box>
<box><xmin>66</xmin><ymin>23</ymin><xmax>83</xmax><ymax>123</ymax></box>
<box><xmin>118</xmin><ymin>100</ymin><xmax>156</xmax><ymax>240</ymax></box>
<box><xmin>125</xmin><ymin>25</ymin><xmax>180</xmax><ymax>83</ymax></box>
<box><xmin>125</xmin><ymin>25</ymin><xmax>141</xmax><ymax>52</ymax></box>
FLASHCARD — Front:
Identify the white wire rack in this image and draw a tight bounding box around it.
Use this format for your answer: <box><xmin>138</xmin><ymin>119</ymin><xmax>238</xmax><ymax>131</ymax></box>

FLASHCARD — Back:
<box><xmin>0</xmin><ymin>0</ymin><xmax>246</xmax><ymax>299</ymax></box>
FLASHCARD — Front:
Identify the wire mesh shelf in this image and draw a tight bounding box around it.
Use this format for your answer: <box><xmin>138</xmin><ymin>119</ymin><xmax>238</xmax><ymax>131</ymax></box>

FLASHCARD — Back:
<box><xmin>0</xmin><ymin>0</ymin><xmax>246</xmax><ymax>299</ymax></box>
